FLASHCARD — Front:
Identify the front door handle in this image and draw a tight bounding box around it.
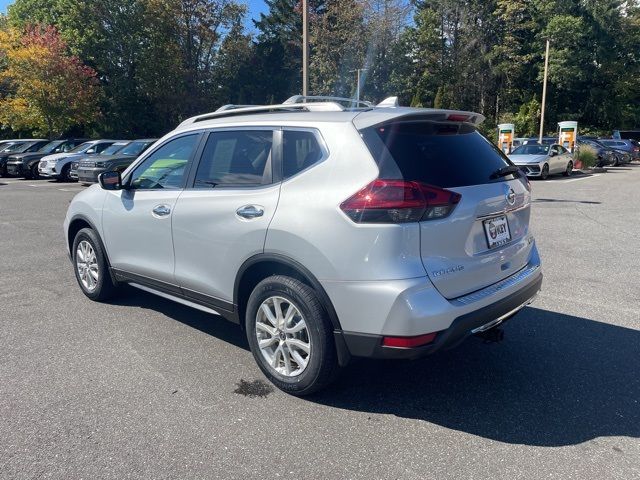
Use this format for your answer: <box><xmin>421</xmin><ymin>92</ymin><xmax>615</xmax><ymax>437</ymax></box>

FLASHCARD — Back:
<box><xmin>152</xmin><ymin>204</ymin><xmax>171</xmax><ymax>217</ymax></box>
<box><xmin>236</xmin><ymin>205</ymin><xmax>264</xmax><ymax>219</ymax></box>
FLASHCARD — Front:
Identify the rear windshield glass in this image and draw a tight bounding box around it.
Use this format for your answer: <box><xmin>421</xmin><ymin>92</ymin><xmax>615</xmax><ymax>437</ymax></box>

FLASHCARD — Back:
<box><xmin>360</xmin><ymin>121</ymin><xmax>513</xmax><ymax>188</ymax></box>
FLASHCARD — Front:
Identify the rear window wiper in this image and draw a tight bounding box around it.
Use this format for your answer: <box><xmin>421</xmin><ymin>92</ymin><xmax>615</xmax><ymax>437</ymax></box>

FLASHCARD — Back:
<box><xmin>490</xmin><ymin>165</ymin><xmax>520</xmax><ymax>180</ymax></box>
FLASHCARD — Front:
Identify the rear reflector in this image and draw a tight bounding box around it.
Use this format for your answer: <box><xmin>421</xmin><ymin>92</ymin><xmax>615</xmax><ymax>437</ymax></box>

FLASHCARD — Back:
<box><xmin>382</xmin><ymin>333</ymin><xmax>437</xmax><ymax>348</ymax></box>
<box><xmin>340</xmin><ymin>179</ymin><xmax>461</xmax><ymax>223</ymax></box>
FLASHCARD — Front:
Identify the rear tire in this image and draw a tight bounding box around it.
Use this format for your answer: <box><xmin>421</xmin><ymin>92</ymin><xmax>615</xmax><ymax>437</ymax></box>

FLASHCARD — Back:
<box><xmin>562</xmin><ymin>161</ymin><xmax>573</xmax><ymax>176</ymax></box>
<box><xmin>245</xmin><ymin>275</ymin><xmax>339</xmax><ymax>396</ymax></box>
<box><xmin>29</xmin><ymin>163</ymin><xmax>39</xmax><ymax>180</ymax></box>
<box><xmin>72</xmin><ymin>228</ymin><xmax>118</xmax><ymax>301</ymax></box>
<box><xmin>540</xmin><ymin>163</ymin><xmax>550</xmax><ymax>180</ymax></box>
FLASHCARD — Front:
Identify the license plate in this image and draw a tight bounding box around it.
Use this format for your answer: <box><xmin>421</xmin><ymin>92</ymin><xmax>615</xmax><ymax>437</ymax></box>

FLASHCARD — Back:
<box><xmin>483</xmin><ymin>215</ymin><xmax>511</xmax><ymax>249</ymax></box>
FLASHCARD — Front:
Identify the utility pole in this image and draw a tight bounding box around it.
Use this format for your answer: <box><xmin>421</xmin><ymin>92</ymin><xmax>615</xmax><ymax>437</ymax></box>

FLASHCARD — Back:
<box><xmin>302</xmin><ymin>0</ymin><xmax>308</xmax><ymax>96</ymax></box>
<box><xmin>539</xmin><ymin>38</ymin><xmax>550</xmax><ymax>143</ymax></box>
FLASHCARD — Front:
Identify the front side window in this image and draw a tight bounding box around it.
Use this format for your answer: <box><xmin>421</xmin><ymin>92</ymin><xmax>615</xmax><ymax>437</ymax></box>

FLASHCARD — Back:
<box><xmin>25</xmin><ymin>143</ymin><xmax>42</xmax><ymax>152</ymax></box>
<box><xmin>101</xmin><ymin>143</ymin><xmax>128</xmax><ymax>155</ymax></box>
<box><xmin>1</xmin><ymin>143</ymin><xmax>20</xmax><ymax>152</ymax></box>
<box><xmin>120</xmin><ymin>141</ymin><xmax>151</xmax><ymax>157</ymax></box>
<box><xmin>94</xmin><ymin>142</ymin><xmax>114</xmax><ymax>153</ymax></box>
<box><xmin>194</xmin><ymin>130</ymin><xmax>273</xmax><ymax>187</ymax></box>
<box><xmin>70</xmin><ymin>142</ymin><xmax>92</xmax><ymax>153</ymax></box>
<box><xmin>283</xmin><ymin>130</ymin><xmax>323</xmax><ymax>179</ymax></box>
<box><xmin>53</xmin><ymin>141</ymin><xmax>81</xmax><ymax>153</ymax></box>
<box><xmin>129</xmin><ymin>134</ymin><xmax>198</xmax><ymax>190</ymax></box>
<box><xmin>38</xmin><ymin>141</ymin><xmax>62</xmax><ymax>153</ymax></box>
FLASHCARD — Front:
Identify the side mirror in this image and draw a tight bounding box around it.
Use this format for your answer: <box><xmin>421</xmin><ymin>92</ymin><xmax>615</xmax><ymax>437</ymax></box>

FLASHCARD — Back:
<box><xmin>549</xmin><ymin>150</ymin><xmax>556</xmax><ymax>157</ymax></box>
<box><xmin>98</xmin><ymin>171</ymin><xmax>122</xmax><ymax>190</ymax></box>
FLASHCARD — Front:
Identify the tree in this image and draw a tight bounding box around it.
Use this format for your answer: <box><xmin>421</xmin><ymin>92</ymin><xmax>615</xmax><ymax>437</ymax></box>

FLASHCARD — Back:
<box><xmin>0</xmin><ymin>25</ymin><xmax>101</xmax><ymax>138</ymax></box>
<box><xmin>253</xmin><ymin>0</ymin><xmax>321</xmax><ymax>102</ymax></box>
<box><xmin>309</xmin><ymin>0</ymin><xmax>367</xmax><ymax>97</ymax></box>
<box><xmin>359</xmin><ymin>0</ymin><xmax>412</xmax><ymax>102</ymax></box>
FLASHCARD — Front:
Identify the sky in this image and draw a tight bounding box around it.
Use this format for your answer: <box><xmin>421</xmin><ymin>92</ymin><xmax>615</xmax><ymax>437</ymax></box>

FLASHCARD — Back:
<box><xmin>0</xmin><ymin>0</ymin><xmax>270</xmax><ymax>29</ymax></box>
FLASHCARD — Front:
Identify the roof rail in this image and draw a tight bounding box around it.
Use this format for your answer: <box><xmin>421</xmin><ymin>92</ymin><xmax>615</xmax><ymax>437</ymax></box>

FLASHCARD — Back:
<box><xmin>215</xmin><ymin>104</ymin><xmax>259</xmax><ymax>112</ymax></box>
<box><xmin>284</xmin><ymin>95</ymin><xmax>373</xmax><ymax>108</ymax></box>
<box><xmin>177</xmin><ymin>102</ymin><xmax>345</xmax><ymax>128</ymax></box>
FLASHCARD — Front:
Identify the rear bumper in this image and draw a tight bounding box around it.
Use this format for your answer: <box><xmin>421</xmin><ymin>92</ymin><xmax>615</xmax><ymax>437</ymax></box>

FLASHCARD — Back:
<box><xmin>325</xmin><ymin>242</ymin><xmax>543</xmax><ymax>359</ymax></box>
<box><xmin>341</xmin><ymin>272</ymin><xmax>542</xmax><ymax>359</ymax></box>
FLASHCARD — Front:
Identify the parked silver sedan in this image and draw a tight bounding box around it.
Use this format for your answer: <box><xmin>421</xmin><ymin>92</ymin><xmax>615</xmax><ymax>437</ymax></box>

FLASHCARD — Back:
<box><xmin>508</xmin><ymin>143</ymin><xmax>573</xmax><ymax>180</ymax></box>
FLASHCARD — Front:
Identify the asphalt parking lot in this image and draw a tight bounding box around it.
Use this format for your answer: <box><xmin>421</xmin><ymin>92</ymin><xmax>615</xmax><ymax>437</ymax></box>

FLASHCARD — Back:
<box><xmin>1</xmin><ymin>167</ymin><xmax>639</xmax><ymax>480</ymax></box>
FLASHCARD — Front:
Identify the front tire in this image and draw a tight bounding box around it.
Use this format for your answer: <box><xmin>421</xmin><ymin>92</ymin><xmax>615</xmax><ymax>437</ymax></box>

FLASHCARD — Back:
<box><xmin>540</xmin><ymin>163</ymin><xmax>550</xmax><ymax>180</ymax></box>
<box><xmin>59</xmin><ymin>164</ymin><xmax>73</xmax><ymax>182</ymax></box>
<box><xmin>72</xmin><ymin>228</ymin><xmax>118</xmax><ymax>301</ymax></box>
<box><xmin>29</xmin><ymin>163</ymin><xmax>39</xmax><ymax>180</ymax></box>
<box><xmin>245</xmin><ymin>275</ymin><xmax>339</xmax><ymax>396</ymax></box>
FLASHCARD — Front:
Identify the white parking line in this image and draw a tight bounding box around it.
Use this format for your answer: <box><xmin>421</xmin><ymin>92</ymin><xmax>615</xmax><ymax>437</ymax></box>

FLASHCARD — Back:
<box><xmin>550</xmin><ymin>174</ymin><xmax>602</xmax><ymax>184</ymax></box>
<box><xmin>58</xmin><ymin>188</ymin><xmax>83</xmax><ymax>192</ymax></box>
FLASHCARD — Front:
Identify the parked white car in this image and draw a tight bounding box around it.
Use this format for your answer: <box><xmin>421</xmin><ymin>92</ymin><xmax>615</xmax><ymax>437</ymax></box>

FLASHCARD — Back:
<box><xmin>38</xmin><ymin>140</ymin><xmax>118</xmax><ymax>181</ymax></box>
<box><xmin>508</xmin><ymin>143</ymin><xmax>573</xmax><ymax>180</ymax></box>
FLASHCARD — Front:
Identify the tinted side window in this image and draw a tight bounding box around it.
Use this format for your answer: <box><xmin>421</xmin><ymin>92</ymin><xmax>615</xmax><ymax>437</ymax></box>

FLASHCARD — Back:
<box><xmin>94</xmin><ymin>143</ymin><xmax>113</xmax><ymax>153</ymax></box>
<box><xmin>26</xmin><ymin>144</ymin><xmax>42</xmax><ymax>152</ymax></box>
<box><xmin>283</xmin><ymin>130</ymin><xmax>323</xmax><ymax>179</ymax></box>
<box><xmin>194</xmin><ymin>130</ymin><xmax>273</xmax><ymax>187</ymax></box>
<box><xmin>130</xmin><ymin>134</ymin><xmax>198</xmax><ymax>189</ymax></box>
<box><xmin>361</xmin><ymin>121</ymin><xmax>511</xmax><ymax>188</ymax></box>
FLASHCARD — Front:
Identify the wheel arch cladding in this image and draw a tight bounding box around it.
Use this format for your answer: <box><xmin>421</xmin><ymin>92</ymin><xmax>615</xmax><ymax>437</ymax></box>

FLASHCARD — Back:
<box><xmin>234</xmin><ymin>254</ymin><xmax>342</xmax><ymax>332</ymax></box>
<box><xmin>67</xmin><ymin>215</ymin><xmax>116</xmax><ymax>282</ymax></box>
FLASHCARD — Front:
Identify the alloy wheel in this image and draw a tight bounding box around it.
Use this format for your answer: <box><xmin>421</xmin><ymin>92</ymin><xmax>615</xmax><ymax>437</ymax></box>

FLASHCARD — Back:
<box><xmin>76</xmin><ymin>240</ymin><xmax>99</xmax><ymax>291</ymax></box>
<box><xmin>255</xmin><ymin>296</ymin><xmax>311</xmax><ymax>377</ymax></box>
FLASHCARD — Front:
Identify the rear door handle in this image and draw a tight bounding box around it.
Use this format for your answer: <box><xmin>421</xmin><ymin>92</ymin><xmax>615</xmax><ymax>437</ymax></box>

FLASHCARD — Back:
<box><xmin>152</xmin><ymin>204</ymin><xmax>171</xmax><ymax>217</ymax></box>
<box><xmin>236</xmin><ymin>205</ymin><xmax>264</xmax><ymax>219</ymax></box>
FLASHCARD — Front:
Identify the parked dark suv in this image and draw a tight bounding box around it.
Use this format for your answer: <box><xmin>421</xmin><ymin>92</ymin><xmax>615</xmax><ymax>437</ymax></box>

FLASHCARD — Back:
<box><xmin>6</xmin><ymin>139</ymin><xmax>87</xmax><ymax>179</ymax></box>
<box><xmin>0</xmin><ymin>140</ymin><xmax>48</xmax><ymax>176</ymax></box>
<box><xmin>76</xmin><ymin>138</ymin><xmax>157</xmax><ymax>184</ymax></box>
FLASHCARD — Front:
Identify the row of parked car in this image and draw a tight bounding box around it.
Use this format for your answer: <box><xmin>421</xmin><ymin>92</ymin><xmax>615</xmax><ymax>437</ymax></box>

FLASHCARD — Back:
<box><xmin>0</xmin><ymin>138</ymin><xmax>157</xmax><ymax>183</ymax></box>
<box><xmin>508</xmin><ymin>135</ymin><xmax>639</xmax><ymax>180</ymax></box>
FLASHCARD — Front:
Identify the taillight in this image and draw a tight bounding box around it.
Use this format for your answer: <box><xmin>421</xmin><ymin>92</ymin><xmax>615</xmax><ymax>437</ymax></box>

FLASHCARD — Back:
<box><xmin>340</xmin><ymin>179</ymin><xmax>461</xmax><ymax>224</ymax></box>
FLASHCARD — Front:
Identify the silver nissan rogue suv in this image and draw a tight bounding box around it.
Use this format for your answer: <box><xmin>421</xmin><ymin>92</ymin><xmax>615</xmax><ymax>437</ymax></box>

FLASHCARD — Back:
<box><xmin>64</xmin><ymin>96</ymin><xmax>542</xmax><ymax>395</ymax></box>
